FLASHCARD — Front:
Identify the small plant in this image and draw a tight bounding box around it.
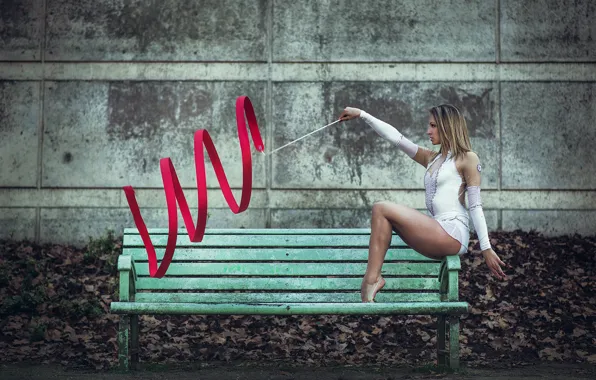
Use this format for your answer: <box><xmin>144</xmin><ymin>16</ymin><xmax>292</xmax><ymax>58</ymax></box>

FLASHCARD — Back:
<box><xmin>0</xmin><ymin>285</ymin><xmax>48</xmax><ymax>316</ymax></box>
<box><xmin>30</xmin><ymin>321</ymin><xmax>47</xmax><ymax>342</ymax></box>
<box><xmin>0</xmin><ymin>263</ymin><xmax>9</xmax><ymax>287</ymax></box>
<box><xmin>0</xmin><ymin>295</ymin><xmax>23</xmax><ymax>316</ymax></box>
<box><xmin>85</xmin><ymin>298</ymin><xmax>104</xmax><ymax>318</ymax></box>
<box><xmin>84</xmin><ymin>230</ymin><xmax>122</xmax><ymax>275</ymax></box>
<box><xmin>55</xmin><ymin>298</ymin><xmax>104</xmax><ymax>320</ymax></box>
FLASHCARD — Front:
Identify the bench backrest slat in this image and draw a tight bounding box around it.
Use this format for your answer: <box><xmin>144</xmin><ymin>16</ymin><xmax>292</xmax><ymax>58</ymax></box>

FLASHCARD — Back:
<box><xmin>133</xmin><ymin>262</ymin><xmax>440</xmax><ymax>276</ymax></box>
<box><xmin>123</xmin><ymin>234</ymin><xmax>407</xmax><ymax>248</ymax></box>
<box><xmin>124</xmin><ymin>248</ymin><xmax>435</xmax><ymax>261</ymax></box>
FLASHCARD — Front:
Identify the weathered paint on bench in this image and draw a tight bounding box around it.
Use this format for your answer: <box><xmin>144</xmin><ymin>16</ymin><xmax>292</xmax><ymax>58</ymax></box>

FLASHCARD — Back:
<box><xmin>110</xmin><ymin>228</ymin><xmax>468</xmax><ymax>370</ymax></box>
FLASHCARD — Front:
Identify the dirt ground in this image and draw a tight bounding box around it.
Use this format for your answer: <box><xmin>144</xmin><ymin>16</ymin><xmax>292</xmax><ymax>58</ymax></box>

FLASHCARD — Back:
<box><xmin>1</xmin><ymin>362</ymin><xmax>595</xmax><ymax>380</ymax></box>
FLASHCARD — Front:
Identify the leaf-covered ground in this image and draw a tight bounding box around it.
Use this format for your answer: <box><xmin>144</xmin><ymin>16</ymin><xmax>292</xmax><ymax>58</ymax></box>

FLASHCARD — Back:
<box><xmin>0</xmin><ymin>230</ymin><xmax>594</xmax><ymax>370</ymax></box>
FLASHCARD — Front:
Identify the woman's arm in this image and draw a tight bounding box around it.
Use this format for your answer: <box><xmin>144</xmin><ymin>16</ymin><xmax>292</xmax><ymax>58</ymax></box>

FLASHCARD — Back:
<box><xmin>340</xmin><ymin>107</ymin><xmax>434</xmax><ymax>167</ymax></box>
<box><xmin>462</xmin><ymin>152</ymin><xmax>509</xmax><ymax>280</ymax></box>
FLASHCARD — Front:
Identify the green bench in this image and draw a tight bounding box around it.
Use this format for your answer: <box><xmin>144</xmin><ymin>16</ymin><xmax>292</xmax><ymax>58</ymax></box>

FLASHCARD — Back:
<box><xmin>110</xmin><ymin>228</ymin><xmax>469</xmax><ymax>370</ymax></box>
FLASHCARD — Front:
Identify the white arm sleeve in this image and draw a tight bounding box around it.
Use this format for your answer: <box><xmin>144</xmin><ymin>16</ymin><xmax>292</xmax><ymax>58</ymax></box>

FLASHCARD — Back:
<box><xmin>359</xmin><ymin>110</ymin><xmax>418</xmax><ymax>158</ymax></box>
<box><xmin>467</xmin><ymin>186</ymin><xmax>491</xmax><ymax>251</ymax></box>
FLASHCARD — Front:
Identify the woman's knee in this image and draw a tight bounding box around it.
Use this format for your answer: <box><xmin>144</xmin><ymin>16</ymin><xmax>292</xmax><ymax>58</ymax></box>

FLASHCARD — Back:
<box><xmin>371</xmin><ymin>201</ymin><xmax>393</xmax><ymax>216</ymax></box>
<box><xmin>372</xmin><ymin>201</ymin><xmax>408</xmax><ymax>224</ymax></box>
<box><xmin>371</xmin><ymin>202</ymin><xmax>382</xmax><ymax>214</ymax></box>
<box><xmin>370</xmin><ymin>202</ymin><xmax>395</xmax><ymax>233</ymax></box>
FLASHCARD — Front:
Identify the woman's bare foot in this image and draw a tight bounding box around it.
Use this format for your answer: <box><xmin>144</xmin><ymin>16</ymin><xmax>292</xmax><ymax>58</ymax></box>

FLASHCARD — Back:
<box><xmin>361</xmin><ymin>276</ymin><xmax>385</xmax><ymax>302</ymax></box>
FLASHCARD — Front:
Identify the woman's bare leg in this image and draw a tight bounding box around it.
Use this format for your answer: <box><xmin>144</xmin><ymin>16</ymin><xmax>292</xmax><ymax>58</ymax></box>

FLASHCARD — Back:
<box><xmin>362</xmin><ymin>201</ymin><xmax>462</xmax><ymax>301</ymax></box>
<box><xmin>365</xmin><ymin>202</ymin><xmax>394</xmax><ymax>283</ymax></box>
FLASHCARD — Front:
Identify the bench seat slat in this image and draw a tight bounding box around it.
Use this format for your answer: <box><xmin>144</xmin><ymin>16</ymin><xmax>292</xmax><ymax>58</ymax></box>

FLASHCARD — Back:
<box><xmin>135</xmin><ymin>292</ymin><xmax>442</xmax><ymax>303</ymax></box>
<box><xmin>110</xmin><ymin>301</ymin><xmax>469</xmax><ymax>315</ymax></box>
<box><xmin>133</xmin><ymin>262</ymin><xmax>440</xmax><ymax>276</ymax></box>
<box><xmin>123</xmin><ymin>234</ymin><xmax>406</xmax><ymax>248</ymax></box>
<box><xmin>135</xmin><ymin>277</ymin><xmax>440</xmax><ymax>291</ymax></box>
<box><xmin>124</xmin><ymin>248</ymin><xmax>436</xmax><ymax>262</ymax></box>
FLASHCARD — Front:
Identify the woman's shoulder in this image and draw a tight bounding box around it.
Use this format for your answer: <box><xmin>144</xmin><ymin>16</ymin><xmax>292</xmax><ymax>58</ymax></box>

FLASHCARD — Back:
<box><xmin>464</xmin><ymin>151</ymin><xmax>480</xmax><ymax>161</ymax></box>
<box><xmin>455</xmin><ymin>150</ymin><xmax>480</xmax><ymax>168</ymax></box>
<box><xmin>456</xmin><ymin>150</ymin><xmax>479</xmax><ymax>161</ymax></box>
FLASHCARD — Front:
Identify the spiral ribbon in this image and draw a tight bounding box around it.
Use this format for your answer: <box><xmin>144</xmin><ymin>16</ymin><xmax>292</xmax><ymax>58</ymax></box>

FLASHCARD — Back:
<box><xmin>123</xmin><ymin>96</ymin><xmax>264</xmax><ymax>278</ymax></box>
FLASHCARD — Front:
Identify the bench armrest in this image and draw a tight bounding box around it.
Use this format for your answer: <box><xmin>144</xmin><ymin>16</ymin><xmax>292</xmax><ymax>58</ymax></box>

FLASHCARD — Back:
<box><xmin>438</xmin><ymin>255</ymin><xmax>461</xmax><ymax>301</ymax></box>
<box><xmin>118</xmin><ymin>255</ymin><xmax>137</xmax><ymax>302</ymax></box>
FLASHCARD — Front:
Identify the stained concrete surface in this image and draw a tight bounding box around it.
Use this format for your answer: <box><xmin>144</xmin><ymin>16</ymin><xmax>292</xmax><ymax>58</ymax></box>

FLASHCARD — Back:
<box><xmin>0</xmin><ymin>0</ymin><xmax>42</xmax><ymax>60</ymax></box>
<box><xmin>42</xmin><ymin>81</ymin><xmax>267</xmax><ymax>188</ymax></box>
<box><xmin>272</xmin><ymin>82</ymin><xmax>498</xmax><ymax>189</ymax></box>
<box><xmin>39</xmin><ymin>208</ymin><xmax>267</xmax><ymax>245</ymax></box>
<box><xmin>501</xmin><ymin>82</ymin><xmax>596</xmax><ymax>189</ymax></box>
<box><xmin>0</xmin><ymin>81</ymin><xmax>40</xmax><ymax>187</ymax></box>
<box><xmin>1</xmin><ymin>0</ymin><xmax>595</xmax><ymax>243</ymax></box>
<box><xmin>44</xmin><ymin>0</ymin><xmax>268</xmax><ymax>61</ymax></box>
<box><xmin>271</xmin><ymin>208</ymin><xmax>499</xmax><ymax>234</ymax></box>
<box><xmin>273</xmin><ymin>0</ymin><xmax>496</xmax><ymax>62</ymax></box>
<box><xmin>502</xmin><ymin>210</ymin><xmax>596</xmax><ymax>237</ymax></box>
<box><xmin>501</xmin><ymin>0</ymin><xmax>596</xmax><ymax>61</ymax></box>
<box><xmin>0</xmin><ymin>207</ymin><xmax>36</xmax><ymax>241</ymax></box>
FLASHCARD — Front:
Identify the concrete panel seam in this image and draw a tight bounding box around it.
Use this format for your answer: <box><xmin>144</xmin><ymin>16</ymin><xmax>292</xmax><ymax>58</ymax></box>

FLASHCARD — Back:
<box><xmin>496</xmin><ymin>0</ymin><xmax>500</xmax><ymax>64</ymax></box>
<box><xmin>498</xmin><ymin>80</ymin><xmax>502</xmax><ymax>191</ymax></box>
<box><xmin>44</xmin><ymin>62</ymin><xmax>268</xmax><ymax>81</ymax></box>
<box><xmin>35</xmin><ymin>207</ymin><xmax>40</xmax><ymax>243</ymax></box>
<box><xmin>2</xmin><ymin>63</ymin><xmax>596</xmax><ymax>81</ymax></box>
<box><xmin>37</xmin><ymin>0</ymin><xmax>46</xmax><ymax>190</ymax></box>
<box><xmin>265</xmin><ymin>0</ymin><xmax>273</xmax><ymax>228</ymax></box>
<box><xmin>37</xmin><ymin>81</ymin><xmax>44</xmax><ymax>190</ymax></box>
<box><xmin>41</xmin><ymin>0</ymin><xmax>46</xmax><ymax>63</ymax></box>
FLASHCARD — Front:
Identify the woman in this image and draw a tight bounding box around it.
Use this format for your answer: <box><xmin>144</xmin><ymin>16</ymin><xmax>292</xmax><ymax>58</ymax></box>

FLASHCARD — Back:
<box><xmin>338</xmin><ymin>105</ymin><xmax>509</xmax><ymax>302</ymax></box>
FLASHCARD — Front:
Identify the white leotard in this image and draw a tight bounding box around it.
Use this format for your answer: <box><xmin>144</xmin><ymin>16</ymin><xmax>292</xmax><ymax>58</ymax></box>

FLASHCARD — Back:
<box><xmin>424</xmin><ymin>151</ymin><xmax>470</xmax><ymax>254</ymax></box>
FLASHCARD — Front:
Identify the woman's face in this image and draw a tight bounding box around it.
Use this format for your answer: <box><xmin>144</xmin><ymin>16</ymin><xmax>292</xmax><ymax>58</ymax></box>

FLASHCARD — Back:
<box><xmin>427</xmin><ymin>114</ymin><xmax>440</xmax><ymax>145</ymax></box>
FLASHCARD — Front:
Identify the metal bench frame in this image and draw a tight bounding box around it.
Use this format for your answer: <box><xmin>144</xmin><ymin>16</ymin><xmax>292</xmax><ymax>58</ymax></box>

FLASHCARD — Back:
<box><xmin>110</xmin><ymin>228</ymin><xmax>469</xmax><ymax>370</ymax></box>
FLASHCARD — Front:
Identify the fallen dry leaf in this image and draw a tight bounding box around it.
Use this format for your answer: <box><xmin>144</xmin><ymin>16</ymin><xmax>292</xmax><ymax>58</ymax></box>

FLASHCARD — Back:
<box><xmin>0</xmin><ymin>230</ymin><xmax>594</xmax><ymax>369</ymax></box>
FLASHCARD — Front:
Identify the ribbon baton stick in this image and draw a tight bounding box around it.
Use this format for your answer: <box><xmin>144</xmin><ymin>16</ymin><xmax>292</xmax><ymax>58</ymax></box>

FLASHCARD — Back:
<box><xmin>263</xmin><ymin>119</ymin><xmax>342</xmax><ymax>155</ymax></box>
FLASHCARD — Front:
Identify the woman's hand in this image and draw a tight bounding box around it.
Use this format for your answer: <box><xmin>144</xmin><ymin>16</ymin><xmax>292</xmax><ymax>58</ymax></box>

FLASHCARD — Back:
<box><xmin>482</xmin><ymin>249</ymin><xmax>509</xmax><ymax>280</ymax></box>
<box><xmin>338</xmin><ymin>107</ymin><xmax>362</xmax><ymax>121</ymax></box>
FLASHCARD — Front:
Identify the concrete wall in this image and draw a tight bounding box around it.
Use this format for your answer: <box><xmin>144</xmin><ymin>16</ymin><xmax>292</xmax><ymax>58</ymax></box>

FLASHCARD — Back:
<box><xmin>1</xmin><ymin>0</ymin><xmax>595</xmax><ymax>245</ymax></box>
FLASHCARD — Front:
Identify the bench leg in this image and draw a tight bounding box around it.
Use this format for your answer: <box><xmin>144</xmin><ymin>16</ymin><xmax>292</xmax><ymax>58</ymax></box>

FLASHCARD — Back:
<box><xmin>448</xmin><ymin>316</ymin><xmax>460</xmax><ymax>369</ymax></box>
<box><xmin>437</xmin><ymin>315</ymin><xmax>447</xmax><ymax>367</ymax></box>
<box><xmin>118</xmin><ymin>315</ymin><xmax>130</xmax><ymax>370</ymax></box>
<box><xmin>131</xmin><ymin>315</ymin><xmax>139</xmax><ymax>370</ymax></box>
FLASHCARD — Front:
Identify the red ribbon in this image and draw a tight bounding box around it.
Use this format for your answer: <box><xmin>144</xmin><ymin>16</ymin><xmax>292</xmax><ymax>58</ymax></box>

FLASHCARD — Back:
<box><xmin>123</xmin><ymin>96</ymin><xmax>264</xmax><ymax>278</ymax></box>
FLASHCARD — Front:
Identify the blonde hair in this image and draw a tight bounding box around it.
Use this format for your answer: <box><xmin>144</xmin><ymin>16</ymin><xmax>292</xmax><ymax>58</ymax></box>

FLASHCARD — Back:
<box><xmin>429</xmin><ymin>104</ymin><xmax>472</xmax><ymax>161</ymax></box>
